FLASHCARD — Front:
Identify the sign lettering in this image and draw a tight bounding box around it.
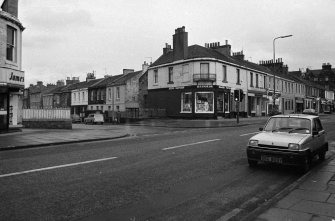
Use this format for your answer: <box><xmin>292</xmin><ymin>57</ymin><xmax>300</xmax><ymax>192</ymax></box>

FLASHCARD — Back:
<box><xmin>9</xmin><ymin>72</ymin><xmax>24</xmax><ymax>82</ymax></box>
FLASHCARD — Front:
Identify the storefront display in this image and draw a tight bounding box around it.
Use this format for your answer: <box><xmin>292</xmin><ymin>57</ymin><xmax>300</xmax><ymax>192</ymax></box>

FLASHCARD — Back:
<box><xmin>181</xmin><ymin>92</ymin><xmax>192</xmax><ymax>112</ymax></box>
<box><xmin>195</xmin><ymin>92</ymin><xmax>214</xmax><ymax>113</ymax></box>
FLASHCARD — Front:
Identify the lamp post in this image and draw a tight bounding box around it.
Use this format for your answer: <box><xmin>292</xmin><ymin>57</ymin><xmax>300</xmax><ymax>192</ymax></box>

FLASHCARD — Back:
<box><xmin>272</xmin><ymin>35</ymin><xmax>293</xmax><ymax>112</ymax></box>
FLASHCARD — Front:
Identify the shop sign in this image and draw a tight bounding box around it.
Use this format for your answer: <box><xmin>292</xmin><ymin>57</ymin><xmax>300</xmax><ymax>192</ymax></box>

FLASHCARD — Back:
<box><xmin>0</xmin><ymin>68</ymin><xmax>25</xmax><ymax>86</ymax></box>
<box><xmin>197</xmin><ymin>85</ymin><xmax>213</xmax><ymax>88</ymax></box>
<box><xmin>169</xmin><ymin>86</ymin><xmax>184</xmax><ymax>90</ymax></box>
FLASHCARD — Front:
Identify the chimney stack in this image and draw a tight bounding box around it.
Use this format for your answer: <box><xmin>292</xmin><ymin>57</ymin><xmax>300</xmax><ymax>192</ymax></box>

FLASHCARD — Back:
<box><xmin>142</xmin><ymin>61</ymin><xmax>149</xmax><ymax>72</ymax></box>
<box><xmin>123</xmin><ymin>69</ymin><xmax>134</xmax><ymax>75</ymax></box>
<box><xmin>173</xmin><ymin>26</ymin><xmax>188</xmax><ymax>61</ymax></box>
<box><xmin>1</xmin><ymin>0</ymin><xmax>18</xmax><ymax>17</ymax></box>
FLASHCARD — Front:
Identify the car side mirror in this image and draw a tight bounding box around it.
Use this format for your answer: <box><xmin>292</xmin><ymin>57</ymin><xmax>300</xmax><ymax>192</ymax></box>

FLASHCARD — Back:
<box><xmin>312</xmin><ymin>131</ymin><xmax>318</xmax><ymax>136</ymax></box>
<box><xmin>259</xmin><ymin>127</ymin><xmax>263</xmax><ymax>131</ymax></box>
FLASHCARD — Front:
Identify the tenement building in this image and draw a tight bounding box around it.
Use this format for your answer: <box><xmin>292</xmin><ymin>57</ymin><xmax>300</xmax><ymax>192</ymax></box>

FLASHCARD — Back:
<box><xmin>0</xmin><ymin>0</ymin><xmax>24</xmax><ymax>131</ymax></box>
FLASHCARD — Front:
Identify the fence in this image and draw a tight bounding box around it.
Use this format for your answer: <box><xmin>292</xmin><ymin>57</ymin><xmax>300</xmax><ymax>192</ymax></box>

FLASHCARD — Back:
<box><xmin>23</xmin><ymin>108</ymin><xmax>71</xmax><ymax>120</ymax></box>
<box><xmin>22</xmin><ymin>108</ymin><xmax>71</xmax><ymax>129</ymax></box>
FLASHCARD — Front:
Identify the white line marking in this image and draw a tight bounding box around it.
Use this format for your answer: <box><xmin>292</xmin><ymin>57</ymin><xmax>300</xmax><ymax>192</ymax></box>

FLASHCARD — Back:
<box><xmin>0</xmin><ymin>157</ymin><xmax>118</xmax><ymax>178</ymax></box>
<box><xmin>240</xmin><ymin>132</ymin><xmax>259</xmax><ymax>136</ymax></box>
<box><xmin>162</xmin><ymin>139</ymin><xmax>221</xmax><ymax>151</ymax></box>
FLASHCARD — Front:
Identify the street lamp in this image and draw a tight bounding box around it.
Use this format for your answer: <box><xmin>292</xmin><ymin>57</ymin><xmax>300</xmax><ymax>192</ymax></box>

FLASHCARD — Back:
<box><xmin>272</xmin><ymin>35</ymin><xmax>293</xmax><ymax>112</ymax></box>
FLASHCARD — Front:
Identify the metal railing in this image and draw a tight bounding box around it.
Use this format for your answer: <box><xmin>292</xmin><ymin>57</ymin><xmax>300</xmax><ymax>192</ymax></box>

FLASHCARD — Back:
<box><xmin>193</xmin><ymin>73</ymin><xmax>216</xmax><ymax>82</ymax></box>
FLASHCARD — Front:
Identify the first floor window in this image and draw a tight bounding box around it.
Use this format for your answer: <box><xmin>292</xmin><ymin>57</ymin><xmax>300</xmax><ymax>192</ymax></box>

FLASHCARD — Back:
<box><xmin>6</xmin><ymin>26</ymin><xmax>16</xmax><ymax>62</ymax></box>
<box><xmin>116</xmin><ymin>87</ymin><xmax>120</xmax><ymax>99</ymax></box>
<box><xmin>195</xmin><ymin>92</ymin><xmax>214</xmax><ymax>113</ymax></box>
<box><xmin>154</xmin><ymin>70</ymin><xmax>158</xmax><ymax>84</ymax></box>
<box><xmin>181</xmin><ymin>92</ymin><xmax>192</xmax><ymax>113</ymax></box>
<box><xmin>168</xmin><ymin>67</ymin><xmax>173</xmax><ymax>83</ymax></box>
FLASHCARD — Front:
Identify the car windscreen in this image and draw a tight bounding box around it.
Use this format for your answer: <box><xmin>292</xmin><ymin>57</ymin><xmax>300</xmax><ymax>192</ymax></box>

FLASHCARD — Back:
<box><xmin>264</xmin><ymin>117</ymin><xmax>311</xmax><ymax>134</ymax></box>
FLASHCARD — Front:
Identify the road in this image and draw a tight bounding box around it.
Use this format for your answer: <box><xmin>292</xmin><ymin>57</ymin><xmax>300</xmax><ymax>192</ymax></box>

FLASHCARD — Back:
<box><xmin>1</xmin><ymin>115</ymin><xmax>335</xmax><ymax>221</ymax></box>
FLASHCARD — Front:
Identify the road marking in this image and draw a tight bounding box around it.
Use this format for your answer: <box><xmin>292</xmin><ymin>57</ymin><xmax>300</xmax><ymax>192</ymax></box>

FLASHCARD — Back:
<box><xmin>162</xmin><ymin>139</ymin><xmax>221</xmax><ymax>151</ymax></box>
<box><xmin>0</xmin><ymin>156</ymin><xmax>118</xmax><ymax>178</ymax></box>
<box><xmin>240</xmin><ymin>132</ymin><xmax>259</xmax><ymax>136</ymax></box>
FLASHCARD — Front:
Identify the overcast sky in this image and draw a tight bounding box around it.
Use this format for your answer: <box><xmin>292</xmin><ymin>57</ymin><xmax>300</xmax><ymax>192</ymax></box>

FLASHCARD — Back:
<box><xmin>15</xmin><ymin>0</ymin><xmax>335</xmax><ymax>86</ymax></box>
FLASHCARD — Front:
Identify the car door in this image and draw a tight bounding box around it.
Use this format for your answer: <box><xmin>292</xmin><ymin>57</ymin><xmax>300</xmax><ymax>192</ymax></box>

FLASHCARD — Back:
<box><xmin>310</xmin><ymin>118</ymin><xmax>324</xmax><ymax>154</ymax></box>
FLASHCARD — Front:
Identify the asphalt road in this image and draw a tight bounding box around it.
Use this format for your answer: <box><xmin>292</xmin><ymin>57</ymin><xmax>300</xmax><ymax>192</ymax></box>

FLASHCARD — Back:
<box><xmin>1</xmin><ymin>115</ymin><xmax>335</xmax><ymax>221</ymax></box>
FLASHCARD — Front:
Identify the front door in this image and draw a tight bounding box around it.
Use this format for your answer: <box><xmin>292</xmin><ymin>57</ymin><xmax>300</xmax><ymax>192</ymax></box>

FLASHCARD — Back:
<box><xmin>0</xmin><ymin>93</ymin><xmax>8</xmax><ymax>130</ymax></box>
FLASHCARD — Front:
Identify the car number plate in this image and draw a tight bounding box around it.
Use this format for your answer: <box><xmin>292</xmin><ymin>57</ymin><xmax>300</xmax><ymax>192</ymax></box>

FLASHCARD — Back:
<box><xmin>261</xmin><ymin>155</ymin><xmax>283</xmax><ymax>164</ymax></box>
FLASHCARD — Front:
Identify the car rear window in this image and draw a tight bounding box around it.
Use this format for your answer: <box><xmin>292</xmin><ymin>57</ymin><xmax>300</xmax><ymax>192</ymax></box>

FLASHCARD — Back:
<box><xmin>94</xmin><ymin>115</ymin><xmax>103</xmax><ymax>120</ymax></box>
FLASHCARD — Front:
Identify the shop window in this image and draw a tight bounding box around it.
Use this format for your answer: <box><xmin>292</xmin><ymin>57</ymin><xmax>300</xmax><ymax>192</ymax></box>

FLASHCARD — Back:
<box><xmin>181</xmin><ymin>92</ymin><xmax>192</xmax><ymax>113</ymax></box>
<box><xmin>195</xmin><ymin>92</ymin><xmax>214</xmax><ymax>113</ymax></box>
<box><xmin>6</xmin><ymin>26</ymin><xmax>16</xmax><ymax>62</ymax></box>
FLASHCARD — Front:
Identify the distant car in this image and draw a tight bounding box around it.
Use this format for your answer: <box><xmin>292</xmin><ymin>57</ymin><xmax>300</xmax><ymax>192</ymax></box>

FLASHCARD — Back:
<box><xmin>84</xmin><ymin>114</ymin><xmax>104</xmax><ymax>124</ymax></box>
<box><xmin>302</xmin><ymin>108</ymin><xmax>318</xmax><ymax>116</ymax></box>
<box><xmin>71</xmin><ymin>114</ymin><xmax>81</xmax><ymax>123</ymax></box>
<box><xmin>246</xmin><ymin>114</ymin><xmax>328</xmax><ymax>172</ymax></box>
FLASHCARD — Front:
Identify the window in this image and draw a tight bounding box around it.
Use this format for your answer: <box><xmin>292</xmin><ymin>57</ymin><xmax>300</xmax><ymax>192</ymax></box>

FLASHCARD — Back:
<box><xmin>236</xmin><ymin>69</ymin><xmax>240</xmax><ymax>84</ymax></box>
<box><xmin>97</xmin><ymin>90</ymin><xmax>100</xmax><ymax>100</ymax></box>
<box><xmin>101</xmin><ymin>106</ymin><xmax>103</xmax><ymax>111</ymax></box>
<box><xmin>222</xmin><ymin>65</ymin><xmax>227</xmax><ymax>82</ymax></box>
<box><xmin>168</xmin><ymin>67</ymin><xmax>173</xmax><ymax>83</ymax></box>
<box><xmin>182</xmin><ymin>64</ymin><xmax>189</xmax><ymax>82</ymax></box>
<box><xmin>256</xmin><ymin>74</ymin><xmax>259</xmax><ymax>88</ymax></box>
<box><xmin>195</xmin><ymin>92</ymin><xmax>214</xmax><ymax>113</ymax></box>
<box><xmin>82</xmin><ymin>92</ymin><xmax>85</xmax><ymax>101</ymax></box>
<box><xmin>250</xmin><ymin>72</ymin><xmax>253</xmax><ymax>87</ymax></box>
<box><xmin>91</xmin><ymin>106</ymin><xmax>93</xmax><ymax>110</ymax></box>
<box><xmin>264</xmin><ymin>76</ymin><xmax>266</xmax><ymax>88</ymax></box>
<box><xmin>181</xmin><ymin>92</ymin><xmax>192</xmax><ymax>113</ymax></box>
<box><xmin>74</xmin><ymin>93</ymin><xmax>76</xmax><ymax>102</ymax></box>
<box><xmin>108</xmin><ymin>106</ymin><xmax>111</xmax><ymax>110</ymax></box>
<box><xmin>108</xmin><ymin>88</ymin><xmax>112</xmax><ymax>100</ymax></box>
<box><xmin>6</xmin><ymin>26</ymin><xmax>16</xmax><ymax>62</ymax></box>
<box><xmin>96</xmin><ymin>106</ymin><xmax>99</xmax><ymax>110</ymax></box>
<box><xmin>200</xmin><ymin>63</ymin><xmax>209</xmax><ymax>75</ymax></box>
<box><xmin>116</xmin><ymin>87</ymin><xmax>120</xmax><ymax>99</ymax></box>
<box><xmin>154</xmin><ymin>70</ymin><xmax>158</xmax><ymax>84</ymax></box>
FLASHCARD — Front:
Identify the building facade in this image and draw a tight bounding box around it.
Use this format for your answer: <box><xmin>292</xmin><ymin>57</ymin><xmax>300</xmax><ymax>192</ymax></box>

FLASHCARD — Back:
<box><xmin>0</xmin><ymin>0</ymin><xmax>24</xmax><ymax>130</ymax></box>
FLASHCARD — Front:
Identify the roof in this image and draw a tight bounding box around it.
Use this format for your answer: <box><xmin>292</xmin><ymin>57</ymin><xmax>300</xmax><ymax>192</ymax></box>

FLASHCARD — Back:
<box><xmin>151</xmin><ymin>44</ymin><xmax>272</xmax><ymax>74</ymax></box>
<box><xmin>90</xmin><ymin>74</ymin><xmax>123</xmax><ymax>89</ymax></box>
<box><xmin>65</xmin><ymin>78</ymin><xmax>103</xmax><ymax>91</ymax></box>
<box><xmin>272</xmin><ymin>114</ymin><xmax>318</xmax><ymax>120</ymax></box>
<box><xmin>110</xmin><ymin>71</ymin><xmax>142</xmax><ymax>86</ymax></box>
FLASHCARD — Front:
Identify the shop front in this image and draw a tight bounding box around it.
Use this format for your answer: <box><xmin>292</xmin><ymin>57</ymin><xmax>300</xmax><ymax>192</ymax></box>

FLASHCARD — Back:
<box><xmin>295</xmin><ymin>97</ymin><xmax>304</xmax><ymax>113</ymax></box>
<box><xmin>0</xmin><ymin>68</ymin><xmax>24</xmax><ymax>131</ymax></box>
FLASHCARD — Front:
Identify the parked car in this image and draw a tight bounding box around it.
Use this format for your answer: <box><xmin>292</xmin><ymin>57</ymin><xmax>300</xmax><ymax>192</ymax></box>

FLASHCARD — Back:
<box><xmin>71</xmin><ymin>114</ymin><xmax>81</xmax><ymax>123</ymax></box>
<box><xmin>84</xmin><ymin>114</ymin><xmax>104</xmax><ymax>124</ymax></box>
<box><xmin>302</xmin><ymin>108</ymin><xmax>318</xmax><ymax>116</ymax></box>
<box><xmin>246</xmin><ymin>114</ymin><xmax>328</xmax><ymax>172</ymax></box>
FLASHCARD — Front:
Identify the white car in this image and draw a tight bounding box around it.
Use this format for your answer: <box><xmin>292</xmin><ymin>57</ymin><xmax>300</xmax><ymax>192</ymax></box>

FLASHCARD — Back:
<box><xmin>247</xmin><ymin>114</ymin><xmax>328</xmax><ymax>172</ymax></box>
<box><xmin>84</xmin><ymin>114</ymin><xmax>104</xmax><ymax>125</ymax></box>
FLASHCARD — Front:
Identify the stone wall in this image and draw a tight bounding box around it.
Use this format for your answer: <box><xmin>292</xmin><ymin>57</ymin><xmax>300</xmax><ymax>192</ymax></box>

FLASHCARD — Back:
<box><xmin>23</xmin><ymin>119</ymin><xmax>72</xmax><ymax>129</ymax></box>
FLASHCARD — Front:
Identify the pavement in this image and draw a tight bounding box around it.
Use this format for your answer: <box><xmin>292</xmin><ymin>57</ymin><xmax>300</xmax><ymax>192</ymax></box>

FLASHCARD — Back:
<box><xmin>1</xmin><ymin>115</ymin><xmax>335</xmax><ymax>221</ymax></box>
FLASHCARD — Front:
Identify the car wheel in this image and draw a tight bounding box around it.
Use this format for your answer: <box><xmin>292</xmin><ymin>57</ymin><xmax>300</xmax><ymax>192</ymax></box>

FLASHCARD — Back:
<box><xmin>248</xmin><ymin>159</ymin><xmax>258</xmax><ymax>167</ymax></box>
<box><xmin>300</xmin><ymin>157</ymin><xmax>311</xmax><ymax>173</ymax></box>
<box><xmin>319</xmin><ymin>150</ymin><xmax>326</xmax><ymax>161</ymax></box>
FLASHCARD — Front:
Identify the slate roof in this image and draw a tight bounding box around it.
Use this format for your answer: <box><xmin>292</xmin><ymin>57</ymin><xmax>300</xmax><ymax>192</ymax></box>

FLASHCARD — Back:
<box><xmin>151</xmin><ymin>44</ymin><xmax>272</xmax><ymax>74</ymax></box>
<box><xmin>110</xmin><ymin>71</ymin><xmax>142</xmax><ymax>86</ymax></box>
<box><xmin>90</xmin><ymin>74</ymin><xmax>124</xmax><ymax>89</ymax></box>
<box><xmin>64</xmin><ymin>78</ymin><xmax>103</xmax><ymax>92</ymax></box>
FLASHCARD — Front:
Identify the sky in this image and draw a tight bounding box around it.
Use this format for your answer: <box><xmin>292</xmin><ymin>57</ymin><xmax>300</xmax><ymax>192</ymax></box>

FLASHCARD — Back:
<box><xmin>13</xmin><ymin>0</ymin><xmax>335</xmax><ymax>86</ymax></box>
